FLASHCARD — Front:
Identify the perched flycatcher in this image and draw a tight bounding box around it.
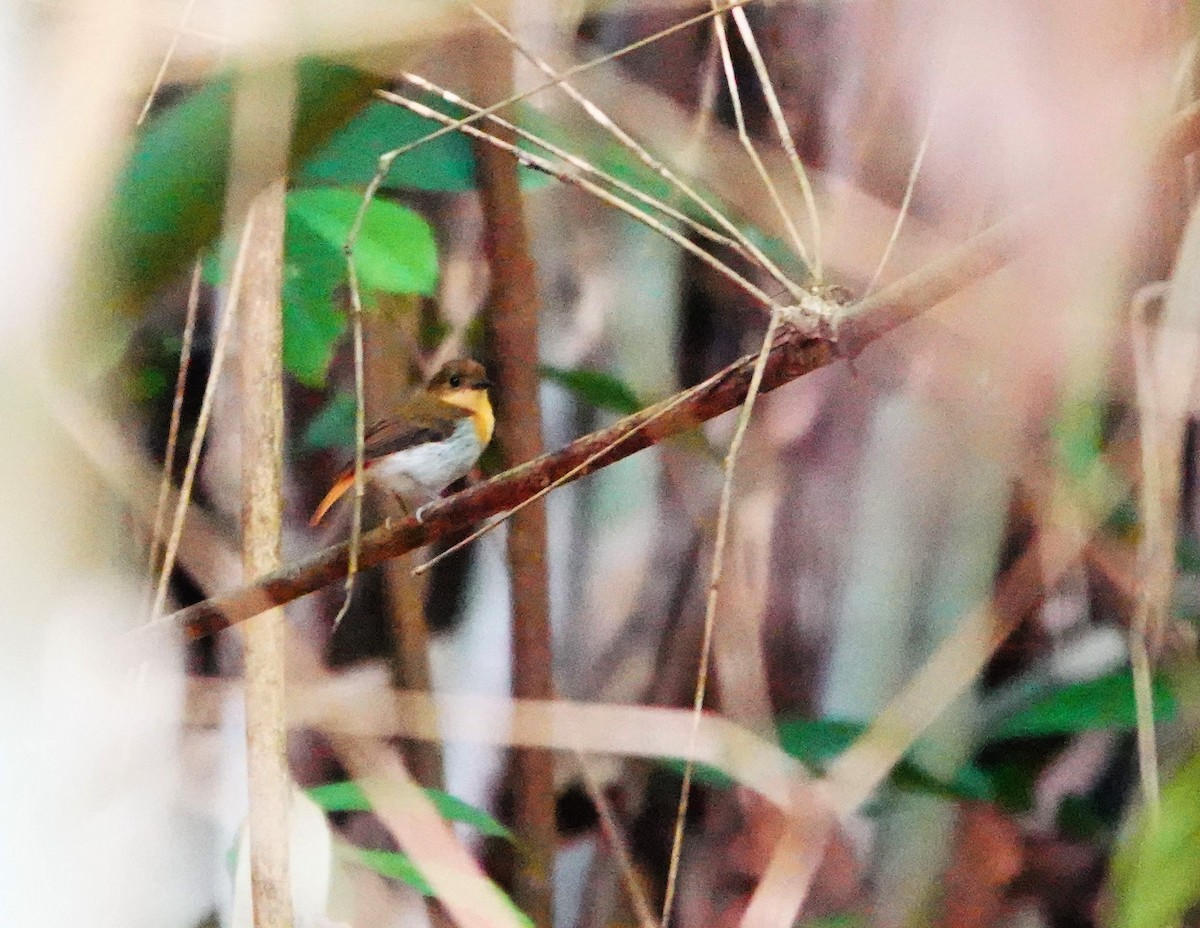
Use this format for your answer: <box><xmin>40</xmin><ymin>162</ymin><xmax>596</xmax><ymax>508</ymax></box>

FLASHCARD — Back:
<box><xmin>310</xmin><ymin>359</ymin><xmax>494</xmax><ymax>525</ymax></box>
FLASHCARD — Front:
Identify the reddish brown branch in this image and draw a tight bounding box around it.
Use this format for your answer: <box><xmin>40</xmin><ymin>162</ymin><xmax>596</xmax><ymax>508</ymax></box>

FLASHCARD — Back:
<box><xmin>153</xmin><ymin>203</ymin><xmax>1029</xmax><ymax>643</ymax></box>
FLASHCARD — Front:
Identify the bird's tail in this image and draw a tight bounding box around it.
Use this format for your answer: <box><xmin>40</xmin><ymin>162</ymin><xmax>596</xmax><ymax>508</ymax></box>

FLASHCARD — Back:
<box><xmin>309</xmin><ymin>471</ymin><xmax>355</xmax><ymax>526</ymax></box>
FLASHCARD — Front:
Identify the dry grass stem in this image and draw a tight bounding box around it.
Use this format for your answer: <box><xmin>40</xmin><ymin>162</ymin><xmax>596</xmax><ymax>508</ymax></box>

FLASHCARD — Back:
<box><xmin>146</xmin><ymin>258</ymin><xmax>202</xmax><ymax>588</ymax></box>
<box><xmin>468</xmin><ymin>2</ymin><xmax>808</xmax><ymax>304</ymax></box>
<box><xmin>149</xmin><ymin>218</ymin><xmax>251</xmax><ymax>620</ymax></box>
<box><xmin>662</xmin><ymin>308</ymin><xmax>783</xmax><ymax>927</ymax></box>
<box><xmin>136</xmin><ymin>0</ymin><xmax>201</xmax><ymax>125</ymax></box>
<box><xmin>709</xmin><ymin>6</ymin><xmax>813</xmax><ymax>276</ymax></box>
<box><xmin>1130</xmin><ymin>281</ymin><xmax>1170</xmax><ymax>821</ymax></box>
<box><xmin>727</xmin><ymin>4</ymin><xmax>823</xmax><ymax>280</ymax></box>
<box><xmin>863</xmin><ymin>96</ymin><xmax>940</xmax><ymax>298</ymax></box>
<box><xmin>374</xmin><ymin>89</ymin><xmax>784</xmax><ymax>313</ymax></box>
<box><xmin>331</xmin><ymin>256</ymin><xmax>368</xmax><ymax>632</ymax></box>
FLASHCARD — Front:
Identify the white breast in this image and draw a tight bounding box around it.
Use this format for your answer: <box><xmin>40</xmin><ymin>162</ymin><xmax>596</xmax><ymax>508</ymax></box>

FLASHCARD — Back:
<box><xmin>368</xmin><ymin>417</ymin><xmax>483</xmax><ymax>507</ymax></box>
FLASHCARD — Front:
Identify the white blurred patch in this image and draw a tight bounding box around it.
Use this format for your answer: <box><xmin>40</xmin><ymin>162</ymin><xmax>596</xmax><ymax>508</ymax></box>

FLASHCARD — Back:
<box><xmin>0</xmin><ymin>584</ymin><xmax>207</xmax><ymax>928</ymax></box>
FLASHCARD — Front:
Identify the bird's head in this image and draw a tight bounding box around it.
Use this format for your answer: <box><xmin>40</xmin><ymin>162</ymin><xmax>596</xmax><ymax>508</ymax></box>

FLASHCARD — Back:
<box><xmin>428</xmin><ymin>358</ymin><xmax>493</xmax><ymax>429</ymax></box>
<box><xmin>428</xmin><ymin>359</ymin><xmax>491</xmax><ymax>400</ymax></box>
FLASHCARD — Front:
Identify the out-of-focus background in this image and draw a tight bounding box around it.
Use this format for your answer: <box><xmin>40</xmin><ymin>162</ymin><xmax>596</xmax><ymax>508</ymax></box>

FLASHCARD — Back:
<box><xmin>6</xmin><ymin>1</ymin><xmax>1200</xmax><ymax>926</ymax></box>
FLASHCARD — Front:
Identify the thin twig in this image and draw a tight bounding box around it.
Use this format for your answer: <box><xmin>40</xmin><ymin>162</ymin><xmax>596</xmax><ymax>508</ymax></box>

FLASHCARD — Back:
<box><xmin>342</xmin><ymin>0</ymin><xmax>761</xmax><ymax>256</ymax></box>
<box><xmin>727</xmin><ymin>4</ymin><xmax>824</xmax><ymax>281</ymax></box>
<box><xmin>863</xmin><ymin>94</ymin><xmax>940</xmax><ymax>298</ymax></box>
<box><xmin>572</xmin><ymin>754</ymin><xmax>658</xmax><ymax>928</ymax></box>
<box><xmin>136</xmin><ymin>0</ymin><xmax>200</xmax><ymax>126</ymax></box>
<box><xmin>661</xmin><ymin>308</ymin><xmax>783</xmax><ymax>928</ymax></box>
<box><xmin>332</xmin><ymin>255</ymin><xmax>368</xmax><ymax>631</ymax></box>
<box><xmin>374</xmin><ymin>89</ymin><xmax>784</xmax><ymax>314</ymax></box>
<box><xmin>149</xmin><ymin>218</ymin><xmax>252</xmax><ymax>619</ymax></box>
<box><xmin>146</xmin><ymin>257</ymin><xmax>202</xmax><ymax>592</ymax></box>
<box><xmin>467</xmin><ymin>2</ymin><xmax>807</xmax><ymax>304</ymax></box>
<box><xmin>709</xmin><ymin>7</ymin><xmax>813</xmax><ymax>276</ymax></box>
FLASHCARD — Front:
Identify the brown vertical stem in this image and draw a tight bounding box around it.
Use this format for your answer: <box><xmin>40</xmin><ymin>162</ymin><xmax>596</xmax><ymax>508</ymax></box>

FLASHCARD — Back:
<box><xmin>471</xmin><ymin>18</ymin><xmax>555</xmax><ymax>926</ymax></box>
<box><xmin>233</xmin><ymin>63</ymin><xmax>294</xmax><ymax>927</ymax></box>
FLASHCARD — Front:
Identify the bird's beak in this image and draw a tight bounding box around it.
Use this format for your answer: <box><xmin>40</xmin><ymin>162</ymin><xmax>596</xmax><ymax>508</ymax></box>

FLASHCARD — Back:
<box><xmin>478</xmin><ymin>379</ymin><xmax>492</xmax><ymax>389</ymax></box>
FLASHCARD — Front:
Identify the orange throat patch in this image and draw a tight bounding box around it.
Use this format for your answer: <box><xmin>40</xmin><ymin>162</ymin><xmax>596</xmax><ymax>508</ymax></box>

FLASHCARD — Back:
<box><xmin>440</xmin><ymin>388</ymin><xmax>495</xmax><ymax>446</ymax></box>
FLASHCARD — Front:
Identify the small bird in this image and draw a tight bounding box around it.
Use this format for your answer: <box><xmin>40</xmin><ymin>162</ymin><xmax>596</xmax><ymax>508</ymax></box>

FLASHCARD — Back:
<box><xmin>309</xmin><ymin>359</ymin><xmax>494</xmax><ymax>526</ymax></box>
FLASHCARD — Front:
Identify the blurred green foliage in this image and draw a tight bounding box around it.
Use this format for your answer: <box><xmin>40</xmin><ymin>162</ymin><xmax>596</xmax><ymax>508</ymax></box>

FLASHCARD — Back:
<box><xmin>1109</xmin><ymin>748</ymin><xmax>1200</xmax><ymax>928</ymax></box>
<box><xmin>109</xmin><ymin>59</ymin><xmax>377</xmax><ymax>304</ymax></box>
<box><xmin>539</xmin><ymin>364</ymin><xmax>643</xmax><ymax>416</ymax></box>
<box><xmin>308</xmin><ymin>780</ymin><xmax>513</xmax><ymax>841</ymax></box>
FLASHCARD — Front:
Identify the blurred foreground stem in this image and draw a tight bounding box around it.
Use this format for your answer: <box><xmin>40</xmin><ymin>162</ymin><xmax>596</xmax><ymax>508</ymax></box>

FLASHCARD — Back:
<box><xmin>233</xmin><ymin>63</ymin><xmax>294</xmax><ymax>927</ymax></box>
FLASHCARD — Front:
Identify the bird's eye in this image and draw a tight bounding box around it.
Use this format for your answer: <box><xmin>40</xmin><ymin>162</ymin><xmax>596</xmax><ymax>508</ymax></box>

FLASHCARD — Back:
<box><xmin>448</xmin><ymin>374</ymin><xmax>462</xmax><ymax>388</ymax></box>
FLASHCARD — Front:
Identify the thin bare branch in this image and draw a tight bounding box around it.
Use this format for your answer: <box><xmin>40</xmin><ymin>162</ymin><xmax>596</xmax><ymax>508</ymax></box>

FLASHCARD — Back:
<box><xmin>468</xmin><ymin>2</ymin><xmax>807</xmax><ymax>304</ymax></box>
<box><xmin>727</xmin><ymin>4</ymin><xmax>824</xmax><ymax>280</ymax></box>
<box><xmin>154</xmin><ymin>205</ymin><xmax>1030</xmax><ymax>640</ymax></box>
<box><xmin>331</xmin><ymin>255</ymin><xmax>367</xmax><ymax>632</ymax></box>
<box><xmin>864</xmin><ymin>95</ymin><xmax>940</xmax><ymax>297</ymax></box>
<box><xmin>662</xmin><ymin>308</ymin><xmax>783</xmax><ymax>926</ymax></box>
<box><xmin>374</xmin><ymin>89</ymin><xmax>785</xmax><ymax>313</ymax></box>
<box><xmin>149</xmin><ymin>219</ymin><xmax>251</xmax><ymax>620</ymax></box>
<box><xmin>146</xmin><ymin>258</ymin><xmax>201</xmax><ymax>588</ymax></box>
<box><xmin>710</xmin><ymin>7</ymin><xmax>813</xmax><ymax>275</ymax></box>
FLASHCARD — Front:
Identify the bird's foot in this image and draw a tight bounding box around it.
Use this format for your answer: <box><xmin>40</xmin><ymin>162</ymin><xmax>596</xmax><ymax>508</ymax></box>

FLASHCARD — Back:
<box><xmin>414</xmin><ymin>502</ymin><xmax>434</xmax><ymax>524</ymax></box>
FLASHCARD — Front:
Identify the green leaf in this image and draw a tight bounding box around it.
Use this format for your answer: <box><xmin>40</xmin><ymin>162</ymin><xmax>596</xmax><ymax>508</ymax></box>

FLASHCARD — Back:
<box><xmin>659</xmin><ymin>758</ymin><xmax>736</xmax><ymax>790</ymax></box>
<box><xmin>424</xmin><ymin>788</ymin><xmax>515</xmax><ymax>841</ymax></box>
<box><xmin>539</xmin><ymin>365</ymin><xmax>642</xmax><ymax>415</ymax></box>
<box><xmin>798</xmin><ymin>916</ymin><xmax>867</xmax><ymax>928</ymax></box>
<box><xmin>281</xmin><ymin>216</ymin><xmax>349</xmax><ymax>386</ymax></box>
<box><xmin>353</xmin><ymin>847</ymin><xmax>533</xmax><ymax>928</ymax></box>
<box><xmin>988</xmin><ymin>669</ymin><xmax>1178</xmax><ymax>741</ymax></box>
<box><xmin>108</xmin><ymin>59</ymin><xmax>376</xmax><ymax>305</ymax></box>
<box><xmin>355</xmin><ymin>848</ymin><xmax>434</xmax><ymax>895</ymax></box>
<box><xmin>664</xmin><ymin>718</ymin><xmax>992</xmax><ymax>804</ymax></box>
<box><xmin>298</xmin><ymin>96</ymin><xmax>551</xmax><ymax>193</ymax></box>
<box><xmin>287</xmin><ymin>188</ymin><xmax>438</xmax><ymax>296</ymax></box>
<box><xmin>307</xmin><ymin>782</ymin><xmax>513</xmax><ymax>840</ymax></box>
<box><xmin>1109</xmin><ymin>749</ymin><xmax>1200</xmax><ymax>928</ymax></box>
<box><xmin>777</xmin><ymin>718</ymin><xmax>993</xmax><ymax>803</ymax></box>
<box><xmin>308</xmin><ymin>781</ymin><xmax>372</xmax><ymax>812</ymax></box>
<box><xmin>303</xmin><ymin>392</ymin><xmax>357</xmax><ymax>450</ymax></box>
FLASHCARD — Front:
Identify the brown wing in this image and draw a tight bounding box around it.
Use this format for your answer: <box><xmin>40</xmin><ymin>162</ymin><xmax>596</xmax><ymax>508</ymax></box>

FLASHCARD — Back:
<box><xmin>359</xmin><ymin>414</ymin><xmax>459</xmax><ymax>462</ymax></box>
<box><xmin>309</xmin><ymin>397</ymin><xmax>468</xmax><ymax>525</ymax></box>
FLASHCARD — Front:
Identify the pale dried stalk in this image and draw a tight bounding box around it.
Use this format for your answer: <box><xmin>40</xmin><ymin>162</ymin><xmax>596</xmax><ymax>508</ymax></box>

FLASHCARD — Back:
<box><xmin>727</xmin><ymin>4</ymin><xmax>824</xmax><ymax>280</ymax></box>
<box><xmin>149</xmin><ymin>223</ymin><xmax>248</xmax><ymax>620</ymax></box>
<box><xmin>1130</xmin><ymin>281</ymin><xmax>1169</xmax><ymax>822</ymax></box>
<box><xmin>343</xmin><ymin>0</ymin><xmax>759</xmax><ymax>256</ymax></box>
<box><xmin>709</xmin><ymin>6</ymin><xmax>813</xmax><ymax>275</ymax></box>
<box><xmin>661</xmin><ymin>307</ymin><xmax>784</xmax><ymax>928</ymax></box>
<box><xmin>146</xmin><ymin>258</ymin><xmax>201</xmax><ymax>587</ymax></box>
<box><xmin>468</xmin><ymin>2</ymin><xmax>808</xmax><ymax>304</ymax></box>
<box><xmin>238</xmin><ymin>179</ymin><xmax>294</xmax><ymax>928</ymax></box>
<box><xmin>229</xmin><ymin>46</ymin><xmax>295</xmax><ymax>923</ymax></box>
<box><xmin>374</xmin><ymin>89</ymin><xmax>782</xmax><ymax>311</ymax></box>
